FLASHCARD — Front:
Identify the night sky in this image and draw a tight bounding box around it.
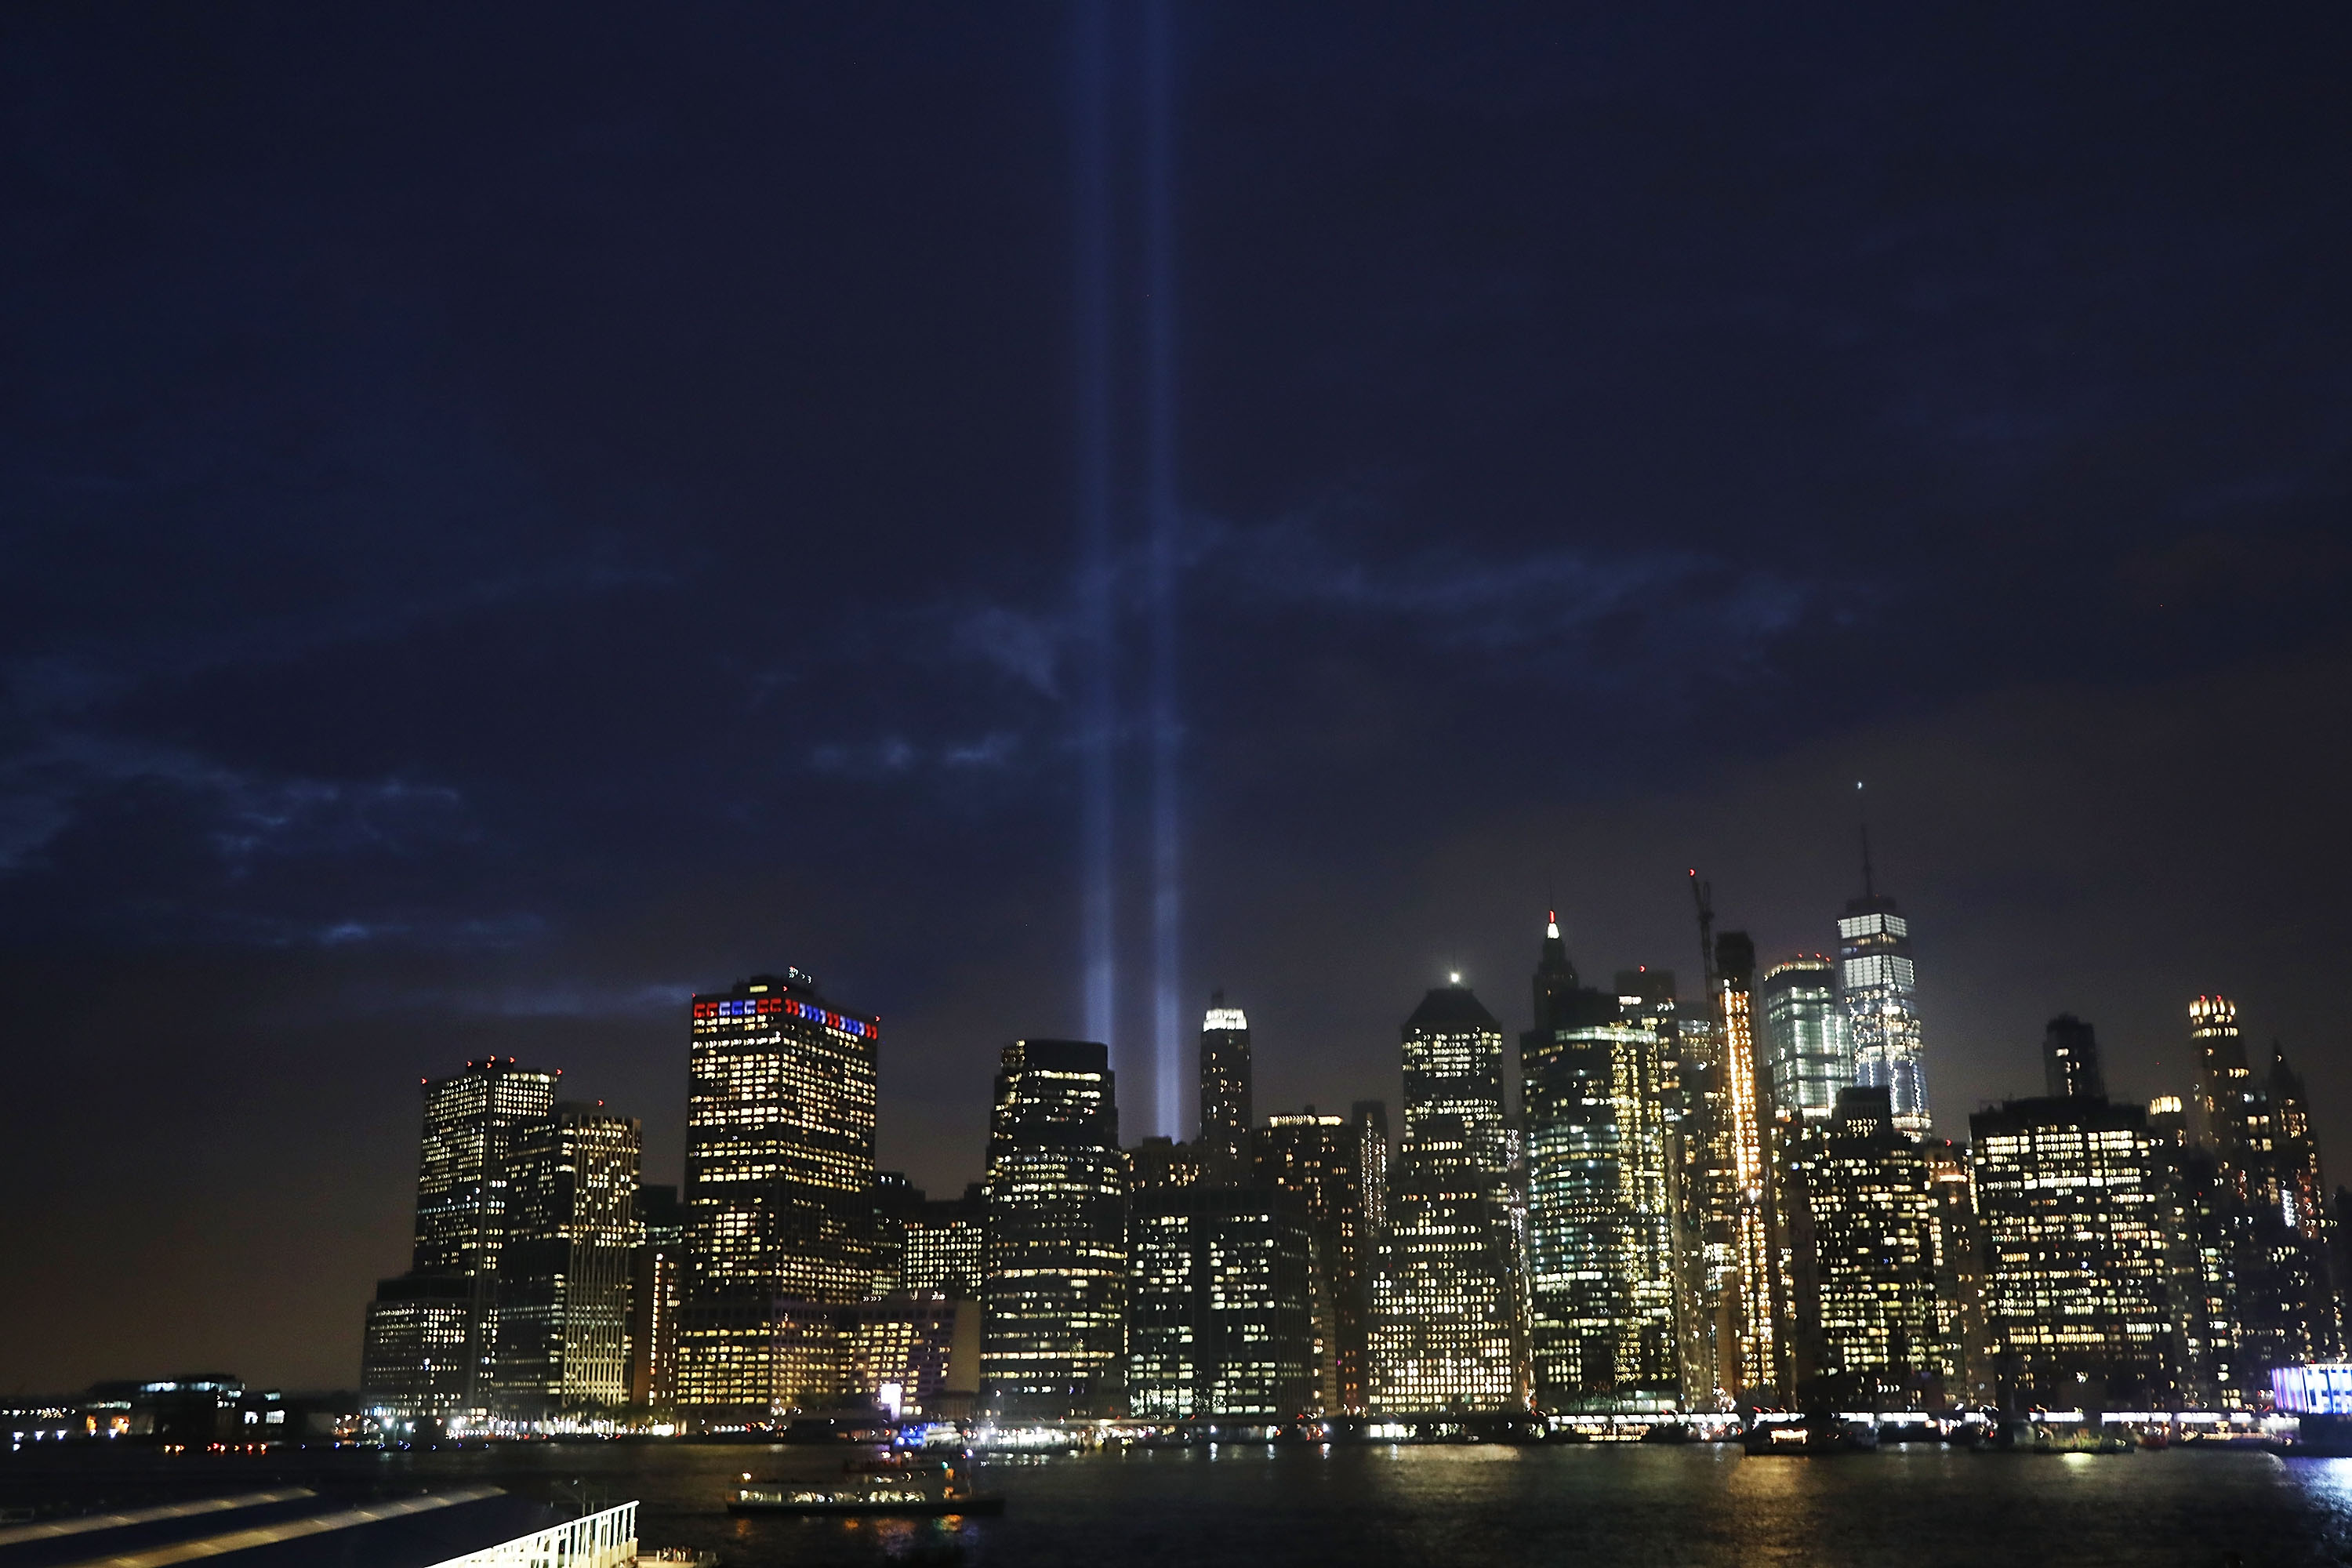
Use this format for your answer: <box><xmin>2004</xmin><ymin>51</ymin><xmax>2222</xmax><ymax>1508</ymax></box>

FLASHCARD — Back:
<box><xmin>5</xmin><ymin>1</ymin><xmax>2350</xmax><ymax>1395</ymax></box>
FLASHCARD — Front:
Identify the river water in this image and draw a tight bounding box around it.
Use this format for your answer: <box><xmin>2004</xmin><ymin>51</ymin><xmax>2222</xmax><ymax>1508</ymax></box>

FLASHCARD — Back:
<box><xmin>14</xmin><ymin>1439</ymin><xmax>2352</xmax><ymax>1568</ymax></box>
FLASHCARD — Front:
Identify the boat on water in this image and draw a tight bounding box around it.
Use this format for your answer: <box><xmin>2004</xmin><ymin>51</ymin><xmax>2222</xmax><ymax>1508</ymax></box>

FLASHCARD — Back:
<box><xmin>1744</xmin><ymin>1416</ymin><xmax>1877</xmax><ymax>1456</ymax></box>
<box><xmin>728</xmin><ymin>1455</ymin><xmax>1005</xmax><ymax>1517</ymax></box>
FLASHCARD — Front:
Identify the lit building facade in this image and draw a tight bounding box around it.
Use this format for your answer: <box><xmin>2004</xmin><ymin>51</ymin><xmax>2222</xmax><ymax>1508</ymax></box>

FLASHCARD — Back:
<box><xmin>900</xmin><ymin>1183</ymin><xmax>987</xmax><ymax>1297</ymax></box>
<box><xmin>2190</xmin><ymin>996</ymin><xmax>2342</xmax><ymax>1392</ymax></box>
<box><xmin>1716</xmin><ymin>931</ymin><xmax>1786</xmax><ymax>1403</ymax></box>
<box><xmin>1787</xmin><ymin>1087</ymin><xmax>1951</xmax><ymax>1407</ymax></box>
<box><xmin>845</xmin><ymin>1294</ymin><xmax>980</xmax><ymax>1418</ymax></box>
<box><xmin>980</xmin><ymin>1038</ymin><xmax>1127</xmax><ymax>1420</ymax></box>
<box><xmin>1199</xmin><ymin>995</ymin><xmax>1253</xmax><ymax>1184</ymax></box>
<box><xmin>678</xmin><ymin>970</ymin><xmax>880</xmax><ymax>1425</ymax></box>
<box><xmin>1969</xmin><ymin>1094</ymin><xmax>2178</xmax><ymax>1407</ymax></box>
<box><xmin>1128</xmin><ymin>1186</ymin><xmax>1316</xmax><ymax>1418</ymax></box>
<box><xmin>492</xmin><ymin>1104</ymin><xmax>642</xmax><ymax>1417</ymax></box>
<box><xmin>1838</xmin><ymin>873</ymin><xmax>1929</xmax><ymax>1134</ymax></box>
<box><xmin>1522</xmin><ymin>920</ymin><xmax>1676</xmax><ymax>1411</ymax></box>
<box><xmin>1370</xmin><ymin>983</ymin><xmax>1527</xmax><ymax>1414</ymax></box>
<box><xmin>1760</xmin><ymin>957</ymin><xmax>1850</xmax><ymax>1122</ymax></box>
<box><xmin>363</xmin><ymin>1057</ymin><xmax>559</xmax><ymax>1414</ymax></box>
<box><xmin>361</xmin><ymin>1274</ymin><xmax>474</xmax><ymax>1420</ymax></box>
<box><xmin>1128</xmin><ymin>1135</ymin><xmax>1206</xmax><ymax>1194</ymax></box>
<box><xmin>1255</xmin><ymin>1110</ymin><xmax>1374</xmax><ymax>1412</ymax></box>
<box><xmin>629</xmin><ymin>1182</ymin><xmax>682</xmax><ymax>1409</ymax></box>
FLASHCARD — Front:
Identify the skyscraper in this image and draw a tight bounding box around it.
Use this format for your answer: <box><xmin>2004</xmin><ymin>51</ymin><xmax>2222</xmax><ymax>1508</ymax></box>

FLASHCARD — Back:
<box><xmin>1370</xmin><ymin>982</ymin><xmax>1527</xmax><ymax>1414</ymax></box>
<box><xmin>1198</xmin><ymin>995</ymin><xmax>1253</xmax><ymax>1184</ymax></box>
<box><xmin>2190</xmin><ymin>996</ymin><xmax>2342</xmax><ymax>1388</ymax></box>
<box><xmin>1715</xmin><ymin>930</ymin><xmax>1786</xmax><ymax>1403</ymax></box>
<box><xmin>1838</xmin><ymin>842</ymin><xmax>1929</xmax><ymax>1134</ymax></box>
<box><xmin>629</xmin><ymin>1182</ymin><xmax>683</xmax><ymax>1410</ymax></box>
<box><xmin>1521</xmin><ymin>919</ymin><xmax>1677</xmax><ymax>1411</ymax></box>
<box><xmin>1256</xmin><ymin>1109</ymin><xmax>1374</xmax><ymax>1413</ymax></box>
<box><xmin>2043</xmin><ymin>1014</ymin><xmax>2106</xmax><ymax>1101</ymax></box>
<box><xmin>677</xmin><ymin>971</ymin><xmax>880</xmax><ymax>1426</ymax></box>
<box><xmin>980</xmin><ymin>1038</ymin><xmax>1127</xmax><ymax>1419</ymax></box>
<box><xmin>362</xmin><ymin>1058</ymin><xmax>560</xmax><ymax>1414</ymax></box>
<box><xmin>491</xmin><ymin>1104</ymin><xmax>641</xmax><ymax>1417</ymax></box>
<box><xmin>1760</xmin><ymin>957</ymin><xmax>1851</xmax><ymax>1122</ymax></box>
<box><xmin>1970</xmin><ymin>1093</ymin><xmax>2179</xmax><ymax>1408</ymax></box>
<box><xmin>1786</xmin><ymin>1086</ymin><xmax>1951</xmax><ymax>1408</ymax></box>
<box><xmin>1127</xmin><ymin>1186</ymin><xmax>1316</xmax><ymax>1419</ymax></box>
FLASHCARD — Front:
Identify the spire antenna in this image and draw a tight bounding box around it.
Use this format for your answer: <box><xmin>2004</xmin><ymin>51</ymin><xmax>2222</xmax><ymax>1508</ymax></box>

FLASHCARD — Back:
<box><xmin>1857</xmin><ymin>780</ymin><xmax>1875</xmax><ymax>899</ymax></box>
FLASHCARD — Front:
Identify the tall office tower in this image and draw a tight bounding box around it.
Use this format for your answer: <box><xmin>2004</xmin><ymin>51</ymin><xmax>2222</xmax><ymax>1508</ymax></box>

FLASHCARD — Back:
<box><xmin>901</xmin><ymin>1183</ymin><xmax>987</xmax><ymax>1298</ymax></box>
<box><xmin>869</xmin><ymin>1171</ymin><xmax>926</xmax><ymax>1298</ymax></box>
<box><xmin>1258</xmin><ymin>1110</ymin><xmax>1373</xmax><ymax>1413</ymax></box>
<box><xmin>629</xmin><ymin>1183</ymin><xmax>683</xmax><ymax>1409</ymax></box>
<box><xmin>492</xmin><ymin>1104</ymin><xmax>642</xmax><ymax>1417</ymax></box>
<box><xmin>2190</xmin><ymin>995</ymin><xmax>2259</xmax><ymax>1152</ymax></box>
<box><xmin>1352</xmin><ymin>1101</ymin><xmax>1391</xmax><ymax>1247</ymax></box>
<box><xmin>1128</xmin><ymin>1186</ymin><xmax>1317</xmax><ymax>1418</ymax></box>
<box><xmin>1714</xmin><ymin>931</ymin><xmax>1785</xmax><ymax>1403</ymax></box>
<box><xmin>1370</xmin><ymin>983</ymin><xmax>1528</xmax><ymax>1414</ymax></box>
<box><xmin>362</xmin><ymin>1058</ymin><xmax>561</xmax><ymax>1414</ymax></box>
<box><xmin>1922</xmin><ymin>1140</ymin><xmax>1993</xmax><ymax>1405</ymax></box>
<box><xmin>980</xmin><ymin>1039</ymin><xmax>1127</xmax><ymax>1419</ymax></box>
<box><xmin>1760</xmin><ymin>957</ymin><xmax>1850</xmax><ymax>1122</ymax></box>
<box><xmin>1615</xmin><ymin>967</ymin><xmax>1682</xmax><ymax>1137</ymax></box>
<box><xmin>1785</xmin><ymin>1087</ymin><xmax>1951</xmax><ymax>1407</ymax></box>
<box><xmin>1199</xmin><ymin>994</ymin><xmax>1254</xmax><ymax>1183</ymax></box>
<box><xmin>1129</xmin><ymin>1136</ymin><xmax>1206</xmax><ymax>1194</ymax></box>
<box><xmin>1838</xmin><ymin>844</ymin><xmax>1929</xmax><ymax>1134</ymax></box>
<box><xmin>2043</xmin><ymin>1014</ymin><xmax>2105</xmax><ymax>1100</ymax></box>
<box><xmin>2238</xmin><ymin>1041</ymin><xmax>2343</xmax><ymax>1376</ymax></box>
<box><xmin>2147</xmin><ymin>1099</ymin><xmax>2237</xmax><ymax>1406</ymax></box>
<box><xmin>1970</xmin><ymin>1093</ymin><xmax>2180</xmax><ymax>1408</ymax></box>
<box><xmin>678</xmin><ymin>971</ymin><xmax>879</xmax><ymax>1426</ymax></box>
<box><xmin>2184</xmin><ymin>996</ymin><xmax>2341</xmax><ymax>1392</ymax></box>
<box><xmin>1522</xmin><ymin>925</ymin><xmax>1677</xmax><ymax>1412</ymax></box>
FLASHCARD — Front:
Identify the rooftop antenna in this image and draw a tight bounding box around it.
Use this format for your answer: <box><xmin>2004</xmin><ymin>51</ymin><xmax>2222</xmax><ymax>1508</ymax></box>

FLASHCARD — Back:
<box><xmin>1857</xmin><ymin>780</ymin><xmax>1875</xmax><ymax>899</ymax></box>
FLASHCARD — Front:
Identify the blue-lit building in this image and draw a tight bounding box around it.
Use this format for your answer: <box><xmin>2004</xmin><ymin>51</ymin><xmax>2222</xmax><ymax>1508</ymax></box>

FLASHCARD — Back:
<box><xmin>1838</xmin><ymin>851</ymin><xmax>1929</xmax><ymax>1134</ymax></box>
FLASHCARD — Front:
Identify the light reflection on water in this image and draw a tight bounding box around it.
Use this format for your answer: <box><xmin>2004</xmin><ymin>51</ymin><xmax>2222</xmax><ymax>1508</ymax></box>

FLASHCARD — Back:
<box><xmin>16</xmin><ymin>1439</ymin><xmax>2352</xmax><ymax>1568</ymax></box>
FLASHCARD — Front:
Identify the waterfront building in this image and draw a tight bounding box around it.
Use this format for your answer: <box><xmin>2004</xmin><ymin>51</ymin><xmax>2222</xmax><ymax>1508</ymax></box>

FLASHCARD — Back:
<box><xmin>900</xmin><ymin>1183</ymin><xmax>987</xmax><ymax>1297</ymax></box>
<box><xmin>1127</xmin><ymin>1186</ymin><xmax>1316</xmax><ymax>1418</ymax></box>
<box><xmin>980</xmin><ymin>1038</ymin><xmax>1127</xmax><ymax>1419</ymax></box>
<box><xmin>1924</xmin><ymin>1139</ymin><xmax>1994</xmax><ymax>1405</ymax></box>
<box><xmin>1521</xmin><ymin>920</ymin><xmax>1676</xmax><ymax>1410</ymax></box>
<box><xmin>1970</xmin><ymin>1092</ymin><xmax>2178</xmax><ymax>1408</ymax></box>
<box><xmin>677</xmin><ymin>970</ymin><xmax>880</xmax><ymax>1426</ymax></box>
<box><xmin>2178</xmin><ymin>996</ymin><xmax>2342</xmax><ymax>1398</ymax></box>
<box><xmin>844</xmin><ymin>1294</ymin><xmax>980</xmax><ymax>1419</ymax></box>
<box><xmin>1838</xmin><ymin>845</ymin><xmax>1930</xmax><ymax>1134</ymax></box>
<box><xmin>362</xmin><ymin>1057</ymin><xmax>560</xmax><ymax>1414</ymax></box>
<box><xmin>360</xmin><ymin>1274</ymin><xmax>474</xmax><ymax>1420</ymax></box>
<box><xmin>1787</xmin><ymin>1087</ymin><xmax>1951</xmax><ymax>1407</ymax></box>
<box><xmin>1760</xmin><ymin>957</ymin><xmax>1850</xmax><ymax>1122</ymax></box>
<box><xmin>628</xmin><ymin>1183</ymin><xmax>682</xmax><ymax>1409</ymax></box>
<box><xmin>491</xmin><ymin>1104</ymin><xmax>642</xmax><ymax>1417</ymax></box>
<box><xmin>1199</xmin><ymin>995</ymin><xmax>1254</xmax><ymax>1184</ymax></box>
<box><xmin>1256</xmin><ymin>1109</ymin><xmax>1374</xmax><ymax>1412</ymax></box>
<box><xmin>1370</xmin><ymin>982</ymin><xmax>1528</xmax><ymax>1413</ymax></box>
<box><xmin>2044</xmin><ymin>1014</ymin><xmax>2105</xmax><ymax>1101</ymax></box>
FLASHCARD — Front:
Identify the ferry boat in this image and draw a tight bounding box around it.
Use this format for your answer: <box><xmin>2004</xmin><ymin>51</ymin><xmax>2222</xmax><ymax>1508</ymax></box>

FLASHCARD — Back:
<box><xmin>727</xmin><ymin>1456</ymin><xmax>1004</xmax><ymax>1518</ymax></box>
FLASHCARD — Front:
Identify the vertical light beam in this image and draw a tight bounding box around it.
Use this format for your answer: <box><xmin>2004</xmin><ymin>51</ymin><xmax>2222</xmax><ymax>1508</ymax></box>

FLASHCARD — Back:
<box><xmin>1073</xmin><ymin>0</ymin><xmax>1116</xmax><ymax>1051</ymax></box>
<box><xmin>1143</xmin><ymin>0</ymin><xmax>1181</xmax><ymax>1138</ymax></box>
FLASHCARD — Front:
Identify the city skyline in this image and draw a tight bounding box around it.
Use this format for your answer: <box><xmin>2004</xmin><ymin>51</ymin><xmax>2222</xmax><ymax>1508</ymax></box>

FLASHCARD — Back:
<box><xmin>7</xmin><ymin>0</ymin><xmax>2351</xmax><ymax>1405</ymax></box>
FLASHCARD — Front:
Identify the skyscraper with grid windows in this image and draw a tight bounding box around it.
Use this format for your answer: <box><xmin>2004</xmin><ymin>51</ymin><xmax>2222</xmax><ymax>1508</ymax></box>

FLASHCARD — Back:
<box><xmin>677</xmin><ymin>970</ymin><xmax>879</xmax><ymax>1426</ymax></box>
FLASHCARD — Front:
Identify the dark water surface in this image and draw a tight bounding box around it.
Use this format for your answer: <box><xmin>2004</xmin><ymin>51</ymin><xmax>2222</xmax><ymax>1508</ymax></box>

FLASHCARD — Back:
<box><xmin>12</xmin><ymin>1440</ymin><xmax>2352</xmax><ymax>1568</ymax></box>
